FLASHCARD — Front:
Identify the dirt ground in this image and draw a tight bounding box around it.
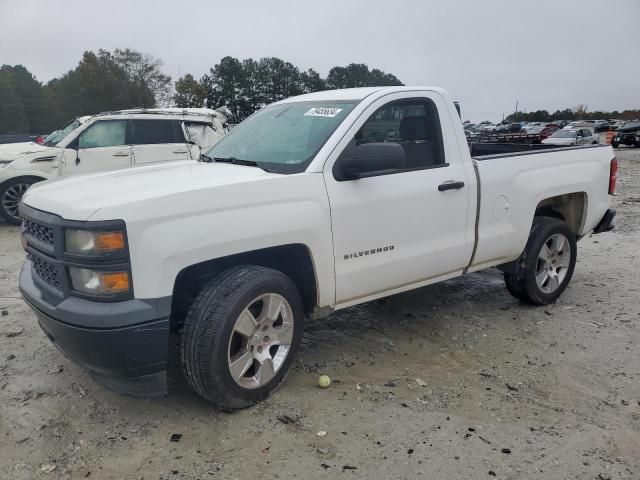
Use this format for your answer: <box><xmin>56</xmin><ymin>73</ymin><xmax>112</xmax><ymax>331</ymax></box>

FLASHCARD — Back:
<box><xmin>1</xmin><ymin>148</ymin><xmax>639</xmax><ymax>480</ymax></box>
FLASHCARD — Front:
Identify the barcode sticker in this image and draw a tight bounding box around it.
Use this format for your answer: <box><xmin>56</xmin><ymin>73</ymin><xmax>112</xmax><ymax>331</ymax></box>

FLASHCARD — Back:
<box><xmin>304</xmin><ymin>107</ymin><xmax>343</xmax><ymax>118</ymax></box>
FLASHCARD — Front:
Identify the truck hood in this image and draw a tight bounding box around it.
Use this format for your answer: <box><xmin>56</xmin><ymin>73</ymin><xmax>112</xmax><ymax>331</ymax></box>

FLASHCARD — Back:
<box><xmin>0</xmin><ymin>142</ymin><xmax>54</xmax><ymax>161</ymax></box>
<box><xmin>22</xmin><ymin>160</ymin><xmax>276</xmax><ymax>221</ymax></box>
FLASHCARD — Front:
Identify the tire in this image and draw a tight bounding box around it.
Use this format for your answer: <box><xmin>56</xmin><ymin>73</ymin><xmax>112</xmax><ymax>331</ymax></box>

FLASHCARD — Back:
<box><xmin>503</xmin><ymin>217</ymin><xmax>577</xmax><ymax>306</ymax></box>
<box><xmin>181</xmin><ymin>265</ymin><xmax>304</xmax><ymax>410</ymax></box>
<box><xmin>504</xmin><ymin>273</ymin><xmax>526</xmax><ymax>301</ymax></box>
<box><xmin>0</xmin><ymin>177</ymin><xmax>41</xmax><ymax>225</ymax></box>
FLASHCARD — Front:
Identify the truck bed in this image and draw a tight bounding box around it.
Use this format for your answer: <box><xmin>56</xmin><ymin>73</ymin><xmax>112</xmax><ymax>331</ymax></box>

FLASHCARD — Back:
<box><xmin>468</xmin><ymin>143</ymin><xmax>613</xmax><ymax>272</ymax></box>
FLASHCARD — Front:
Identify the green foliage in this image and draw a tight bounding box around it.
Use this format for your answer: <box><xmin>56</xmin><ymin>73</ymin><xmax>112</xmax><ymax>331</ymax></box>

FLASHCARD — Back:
<box><xmin>506</xmin><ymin>105</ymin><xmax>640</xmax><ymax>123</ymax></box>
<box><xmin>0</xmin><ymin>65</ymin><xmax>45</xmax><ymax>134</ymax></box>
<box><xmin>327</xmin><ymin>63</ymin><xmax>403</xmax><ymax>89</ymax></box>
<box><xmin>174</xmin><ymin>74</ymin><xmax>206</xmax><ymax>108</ymax></box>
<box><xmin>176</xmin><ymin>58</ymin><xmax>402</xmax><ymax>123</ymax></box>
<box><xmin>1</xmin><ymin>50</ymin><xmax>403</xmax><ymax>133</ymax></box>
<box><xmin>0</xmin><ymin>48</ymin><xmax>171</xmax><ymax>134</ymax></box>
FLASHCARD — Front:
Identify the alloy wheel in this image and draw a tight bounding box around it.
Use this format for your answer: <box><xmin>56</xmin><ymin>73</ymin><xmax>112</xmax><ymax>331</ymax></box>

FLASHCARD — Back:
<box><xmin>1</xmin><ymin>182</ymin><xmax>29</xmax><ymax>222</ymax></box>
<box><xmin>535</xmin><ymin>233</ymin><xmax>572</xmax><ymax>294</ymax></box>
<box><xmin>227</xmin><ymin>293</ymin><xmax>294</xmax><ymax>389</ymax></box>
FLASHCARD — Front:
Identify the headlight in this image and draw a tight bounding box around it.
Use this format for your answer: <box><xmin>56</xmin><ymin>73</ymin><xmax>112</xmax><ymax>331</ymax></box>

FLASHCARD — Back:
<box><xmin>69</xmin><ymin>267</ymin><xmax>130</xmax><ymax>294</ymax></box>
<box><xmin>65</xmin><ymin>229</ymin><xmax>125</xmax><ymax>254</ymax></box>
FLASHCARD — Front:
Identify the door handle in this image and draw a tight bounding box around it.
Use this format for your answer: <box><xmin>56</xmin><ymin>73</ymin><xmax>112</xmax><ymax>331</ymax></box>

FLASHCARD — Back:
<box><xmin>438</xmin><ymin>181</ymin><xmax>465</xmax><ymax>191</ymax></box>
<box><xmin>172</xmin><ymin>150</ymin><xmax>188</xmax><ymax>154</ymax></box>
<box><xmin>113</xmin><ymin>152</ymin><xmax>130</xmax><ymax>157</ymax></box>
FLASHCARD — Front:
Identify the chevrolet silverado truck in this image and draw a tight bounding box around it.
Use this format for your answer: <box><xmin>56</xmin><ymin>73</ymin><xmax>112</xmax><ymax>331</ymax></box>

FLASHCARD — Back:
<box><xmin>18</xmin><ymin>87</ymin><xmax>617</xmax><ymax>410</ymax></box>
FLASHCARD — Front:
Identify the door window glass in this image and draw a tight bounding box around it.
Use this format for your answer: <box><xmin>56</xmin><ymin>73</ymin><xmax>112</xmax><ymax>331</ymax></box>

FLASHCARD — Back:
<box><xmin>356</xmin><ymin>99</ymin><xmax>445</xmax><ymax>169</ymax></box>
<box><xmin>131</xmin><ymin>120</ymin><xmax>180</xmax><ymax>145</ymax></box>
<box><xmin>78</xmin><ymin>121</ymin><xmax>127</xmax><ymax>149</ymax></box>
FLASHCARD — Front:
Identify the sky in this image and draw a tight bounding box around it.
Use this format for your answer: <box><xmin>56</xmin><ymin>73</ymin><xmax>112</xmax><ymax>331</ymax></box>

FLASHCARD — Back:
<box><xmin>0</xmin><ymin>0</ymin><xmax>638</xmax><ymax>122</ymax></box>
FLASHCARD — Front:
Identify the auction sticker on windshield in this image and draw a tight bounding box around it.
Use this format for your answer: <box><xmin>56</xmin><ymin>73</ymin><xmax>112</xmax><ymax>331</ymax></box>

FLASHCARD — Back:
<box><xmin>304</xmin><ymin>107</ymin><xmax>343</xmax><ymax>118</ymax></box>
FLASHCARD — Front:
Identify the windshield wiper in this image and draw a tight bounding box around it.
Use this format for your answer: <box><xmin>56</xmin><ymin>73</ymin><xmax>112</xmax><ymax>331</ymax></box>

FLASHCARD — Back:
<box><xmin>200</xmin><ymin>153</ymin><xmax>214</xmax><ymax>162</ymax></box>
<box><xmin>213</xmin><ymin>156</ymin><xmax>262</xmax><ymax>168</ymax></box>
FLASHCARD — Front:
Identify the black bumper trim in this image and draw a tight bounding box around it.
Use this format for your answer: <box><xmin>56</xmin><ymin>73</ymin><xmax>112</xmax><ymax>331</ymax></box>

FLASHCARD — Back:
<box><xmin>593</xmin><ymin>208</ymin><xmax>616</xmax><ymax>234</ymax></box>
<box><xmin>20</xmin><ymin>263</ymin><xmax>172</xmax><ymax>397</ymax></box>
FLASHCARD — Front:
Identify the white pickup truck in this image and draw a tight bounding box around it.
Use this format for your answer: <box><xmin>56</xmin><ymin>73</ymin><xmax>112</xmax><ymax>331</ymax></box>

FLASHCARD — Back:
<box><xmin>18</xmin><ymin>86</ymin><xmax>617</xmax><ymax>409</ymax></box>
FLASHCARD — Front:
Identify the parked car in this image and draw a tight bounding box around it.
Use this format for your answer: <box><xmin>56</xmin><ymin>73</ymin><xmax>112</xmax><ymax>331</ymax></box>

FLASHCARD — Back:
<box><xmin>610</xmin><ymin>120</ymin><xmax>626</xmax><ymax>131</ymax></box>
<box><xmin>612</xmin><ymin>121</ymin><xmax>640</xmax><ymax>147</ymax></box>
<box><xmin>522</xmin><ymin>122</ymin><xmax>544</xmax><ymax>133</ymax></box>
<box><xmin>465</xmin><ymin>129</ymin><xmax>480</xmax><ymax>141</ymax></box>
<box><xmin>0</xmin><ymin>108</ymin><xmax>228</xmax><ymax>224</ymax></box>
<box><xmin>495</xmin><ymin>122</ymin><xmax>511</xmax><ymax>133</ymax></box>
<box><xmin>19</xmin><ymin>86</ymin><xmax>617</xmax><ymax>409</ymax></box>
<box><xmin>525</xmin><ymin>126</ymin><xmax>546</xmax><ymax>135</ymax></box>
<box><xmin>541</xmin><ymin>128</ymin><xmax>598</xmax><ymax>146</ymax></box>
<box><xmin>539</xmin><ymin>126</ymin><xmax>559</xmax><ymax>141</ymax></box>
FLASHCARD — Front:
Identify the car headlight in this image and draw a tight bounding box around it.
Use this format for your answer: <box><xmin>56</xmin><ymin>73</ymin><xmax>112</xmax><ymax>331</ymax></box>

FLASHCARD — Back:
<box><xmin>65</xmin><ymin>229</ymin><xmax>125</xmax><ymax>254</ymax></box>
<box><xmin>69</xmin><ymin>267</ymin><xmax>130</xmax><ymax>294</ymax></box>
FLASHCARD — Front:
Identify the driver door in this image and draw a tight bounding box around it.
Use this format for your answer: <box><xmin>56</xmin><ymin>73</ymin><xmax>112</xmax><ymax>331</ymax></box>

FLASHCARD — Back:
<box><xmin>62</xmin><ymin>120</ymin><xmax>131</xmax><ymax>176</ymax></box>
<box><xmin>323</xmin><ymin>93</ymin><xmax>473</xmax><ymax>306</ymax></box>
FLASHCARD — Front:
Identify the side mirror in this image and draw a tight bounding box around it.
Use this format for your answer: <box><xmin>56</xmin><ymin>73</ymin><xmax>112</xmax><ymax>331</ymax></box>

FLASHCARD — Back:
<box><xmin>334</xmin><ymin>142</ymin><xmax>405</xmax><ymax>181</ymax></box>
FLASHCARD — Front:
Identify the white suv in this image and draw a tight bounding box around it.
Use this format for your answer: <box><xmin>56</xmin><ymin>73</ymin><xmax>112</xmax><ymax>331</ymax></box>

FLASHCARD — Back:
<box><xmin>0</xmin><ymin>108</ymin><xmax>228</xmax><ymax>224</ymax></box>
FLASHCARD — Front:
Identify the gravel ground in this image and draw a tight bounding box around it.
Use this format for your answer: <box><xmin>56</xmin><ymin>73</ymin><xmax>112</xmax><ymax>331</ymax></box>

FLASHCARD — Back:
<box><xmin>0</xmin><ymin>148</ymin><xmax>639</xmax><ymax>480</ymax></box>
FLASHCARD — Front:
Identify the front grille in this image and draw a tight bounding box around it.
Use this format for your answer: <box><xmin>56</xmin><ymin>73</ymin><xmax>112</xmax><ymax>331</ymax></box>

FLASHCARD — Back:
<box><xmin>29</xmin><ymin>254</ymin><xmax>62</xmax><ymax>289</ymax></box>
<box><xmin>23</xmin><ymin>219</ymin><xmax>55</xmax><ymax>246</ymax></box>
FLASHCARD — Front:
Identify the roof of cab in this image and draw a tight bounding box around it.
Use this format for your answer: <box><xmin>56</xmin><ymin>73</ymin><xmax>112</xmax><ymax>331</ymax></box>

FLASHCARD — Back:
<box><xmin>278</xmin><ymin>86</ymin><xmax>442</xmax><ymax>104</ymax></box>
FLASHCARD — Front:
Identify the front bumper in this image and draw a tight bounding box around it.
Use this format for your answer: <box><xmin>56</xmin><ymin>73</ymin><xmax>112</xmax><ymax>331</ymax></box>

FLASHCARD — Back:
<box><xmin>593</xmin><ymin>209</ymin><xmax>616</xmax><ymax>234</ymax></box>
<box><xmin>20</xmin><ymin>261</ymin><xmax>172</xmax><ymax>397</ymax></box>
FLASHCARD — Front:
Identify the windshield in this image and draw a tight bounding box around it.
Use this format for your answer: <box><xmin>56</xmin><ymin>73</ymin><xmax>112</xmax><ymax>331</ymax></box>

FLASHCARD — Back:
<box><xmin>44</xmin><ymin>119</ymin><xmax>83</xmax><ymax>147</ymax></box>
<box><xmin>551</xmin><ymin>130</ymin><xmax>577</xmax><ymax>138</ymax></box>
<box><xmin>204</xmin><ymin>101</ymin><xmax>357</xmax><ymax>174</ymax></box>
<box><xmin>622</xmin><ymin>121</ymin><xmax>640</xmax><ymax>129</ymax></box>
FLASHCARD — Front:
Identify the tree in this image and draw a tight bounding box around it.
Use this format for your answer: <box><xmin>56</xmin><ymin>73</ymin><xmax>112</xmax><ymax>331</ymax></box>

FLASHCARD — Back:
<box><xmin>111</xmin><ymin>48</ymin><xmax>172</xmax><ymax>107</ymax></box>
<box><xmin>326</xmin><ymin>63</ymin><xmax>403</xmax><ymax>89</ymax></box>
<box><xmin>201</xmin><ymin>56</ymin><xmax>244</xmax><ymax>122</ymax></box>
<box><xmin>0</xmin><ymin>65</ymin><xmax>30</xmax><ymax>133</ymax></box>
<box><xmin>0</xmin><ymin>53</ymin><xmax>408</xmax><ymax>133</ymax></box>
<box><xmin>174</xmin><ymin>74</ymin><xmax>207</xmax><ymax>107</ymax></box>
<box><xmin>300</xmin><ymin>68</ymin><xmax>326</xmax><ymax>93</ymax></box>
<box><xmin>573</xmin><ymin>104</ymin><xmax>588</xmax><ymax>119</ymax></box>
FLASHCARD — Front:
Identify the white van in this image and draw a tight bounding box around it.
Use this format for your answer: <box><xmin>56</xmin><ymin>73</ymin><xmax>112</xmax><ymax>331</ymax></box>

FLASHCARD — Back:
<box><xmin>0</xmin><ymin>108</ymin><xmax>228</xmax><ymax>224</ymax></box>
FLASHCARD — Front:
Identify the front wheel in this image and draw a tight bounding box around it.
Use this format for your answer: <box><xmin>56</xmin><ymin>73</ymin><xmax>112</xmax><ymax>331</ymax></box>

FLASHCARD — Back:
<box><xmin>181</xmin><ymin>265</ymin><xmax>304</xmax><ymax>410</ymax></box>
<box><xmin>0</xmin><ymin>177</ymin><xmax>41</xmax><ymax>225</ymax></box>
<box><xmin>504</xmin><ymin>217</ymin><xmax>577</xmax><ymax>306</ymax></box>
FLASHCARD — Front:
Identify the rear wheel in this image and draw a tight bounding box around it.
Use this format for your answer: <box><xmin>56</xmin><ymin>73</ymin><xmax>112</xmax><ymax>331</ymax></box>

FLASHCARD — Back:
<box><xmin>504</xmin><ymin>217</ymin><xmax>577</xmax><ymax>306</ymax></box>
<box><xmin>181</xmin><ymin>265</ymin><xmax>304</xmax><ymax>410</ymax></box>
<box><xmin>0</xmin><ymin>177</ymin><xmax>41</xmax><ymax>225</ymax></box>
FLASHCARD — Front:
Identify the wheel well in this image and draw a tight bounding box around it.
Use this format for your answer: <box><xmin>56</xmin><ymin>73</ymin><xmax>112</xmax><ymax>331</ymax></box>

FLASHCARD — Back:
<box><xmin>170</xmin><ymin>244</ymin><xmax>318</xmax><ymax>330</ymax></box>
<box><xmin>0</xmin><ymin>175</ymin><xmax>47</xmax><ymax>189</ymax></box>
<box><xmin>534</xmin><ymin>192</ymin><xmax>586</xmax><ymax>236</ymax></box>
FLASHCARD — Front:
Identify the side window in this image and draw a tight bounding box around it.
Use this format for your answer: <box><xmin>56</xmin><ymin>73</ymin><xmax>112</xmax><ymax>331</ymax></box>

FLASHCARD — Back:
<box><xmin>131</xmin><ymin>120</ymin><xmax>181</xmax><ymax>145</ymax></box>
<box><xmin>356</xmin><ymin>99</ymin><xmax>445</xmax><ymax>169</ymax></box>
<box><xmin>78</xmin><ymin>120</ymin><xmax>127</xmax><ymax>149</ymax></box>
